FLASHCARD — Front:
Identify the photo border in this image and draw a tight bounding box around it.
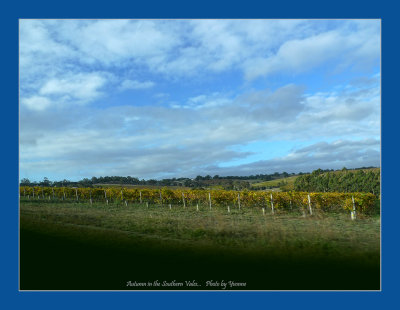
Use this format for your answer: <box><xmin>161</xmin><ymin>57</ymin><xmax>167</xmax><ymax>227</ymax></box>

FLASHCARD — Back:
<box><xmin>2</xmin><ymin>0</ymin><xmax>397</xmax><ymax>308</ymax></box>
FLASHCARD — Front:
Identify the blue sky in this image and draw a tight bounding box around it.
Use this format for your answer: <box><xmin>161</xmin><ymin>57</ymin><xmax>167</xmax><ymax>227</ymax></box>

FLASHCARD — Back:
<box><xmin>19</xmin><ymin>19</ymin><xmax>380</xmax><ymax>181</ymax></box>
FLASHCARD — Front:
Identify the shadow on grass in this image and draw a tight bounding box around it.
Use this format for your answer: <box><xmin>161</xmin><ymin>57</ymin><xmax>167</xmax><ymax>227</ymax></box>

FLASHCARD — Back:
<box><xmin>20</xmin><ymin>218</ymin><xmax>379</xmax><ymax>290</ymax></box>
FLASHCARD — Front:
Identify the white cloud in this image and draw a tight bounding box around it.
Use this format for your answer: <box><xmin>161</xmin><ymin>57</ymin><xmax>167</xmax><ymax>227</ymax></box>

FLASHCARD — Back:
<box><xmin>119</xmin><ymin>79</ymin><xmax>155</xmax><ymax>90</ymax></box>
<box><xmin>19</xmin><ymin>20</ymin><xmax>381</xmax><ymax>180</ymax></box>
<box><xmin>20</xmin><ymin>19</ymin><xmax>380</xmax><ymax>90</ymax></box>
<box><xmin>20</xmin><ymin>75</ymin><xmax>380</xmax><ymax>179</ymax></box>
<box><xmin>22</xmin><ymin>96</ymin><xmax>52</xmax><ymax>111</ymax></box>
<box><xmin>19</xmin><ymin>20</ymin><xmax>76</xmax><ymax>66</ymax></box>
<box><xmin>21</xmin><ymin>71</ymin><xmax>111</xmax><ymax>111</ymax></box>
<box><xmin>54</xmin><ymin>20</ymin><xmax>180</xmax><ymax>67</ymax></box>
<box><xmin>206</xmin><ymin>138</ymin><xmax>380</xmax><ymax>176</ymax></box>
<box><xmin>39</xmin><ymin>72</ymin><xmax>108</xmax><ymax>101</ymax></box>
<box><xmin>19</xmin><ymin>20</ymin><xmax>78</xmax><ymax>93</ymax></box>
<box><xmin>243</xmin><ymin>20</ymin><xmax>380</xmax><ymax>80</ymax></box>
<box><xmin>300</xmin><ymin>78</ymin><xmax>380</xmax><ymax>134</ymax></box>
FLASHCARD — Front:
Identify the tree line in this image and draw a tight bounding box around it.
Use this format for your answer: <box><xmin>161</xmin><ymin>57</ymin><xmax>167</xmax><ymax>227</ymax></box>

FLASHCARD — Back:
<box><xmin>20</xmin><ymin>166</ymin><xmax>379</xmax><ymax>194</ymax></box>
<box><xmin>19</xmin><ymin>175</ymin><xmax>251</xmax><ymax>190</ymax></box>
<box><xmin>19</xmin><ymin>171</ymin><xmax>297</xmax><ymax>189</ymax></box>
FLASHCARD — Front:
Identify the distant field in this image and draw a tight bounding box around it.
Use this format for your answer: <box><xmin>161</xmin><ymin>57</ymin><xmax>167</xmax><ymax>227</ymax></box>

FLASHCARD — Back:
<box><xmin>94</xmin><ymin>183</ymin><xmax>191</xmax><ymax>190</ymax></box>
<box><xmin>20</xmin><ymin>198</ymin><xmax>380</xmax><ymax>290</ymax></box>
<box><xmin>251</xmin><ymin>175</ymin><xmax>298</xmax><ymax>189</ymax></box>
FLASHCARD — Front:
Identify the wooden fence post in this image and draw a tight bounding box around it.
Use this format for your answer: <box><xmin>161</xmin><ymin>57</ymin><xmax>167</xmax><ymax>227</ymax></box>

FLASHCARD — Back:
<box><xmin>308</xmin><ymin>194</ymin><xmax>313</xmax><ymax>215</ymax></box>
<box><xmin>351</xmin><ymin>196</ymin><xmax>357</xmax><ymax>220</ymax></box>
<box><xmin>270</xmin><ymin>193</ymin><xmax>275</xmax><ymax>214</ymax></box>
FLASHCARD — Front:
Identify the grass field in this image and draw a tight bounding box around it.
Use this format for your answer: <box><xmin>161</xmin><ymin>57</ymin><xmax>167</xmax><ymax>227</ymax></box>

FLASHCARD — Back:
<box><xmin>20</xmin><ymin>198</ymin><xmax>380</xmax><ymax>290</ymax></box>
<box><xmin>251</xmin><ymin>175</ymin><xmax>298</xmax><ymax>189</ymax></box>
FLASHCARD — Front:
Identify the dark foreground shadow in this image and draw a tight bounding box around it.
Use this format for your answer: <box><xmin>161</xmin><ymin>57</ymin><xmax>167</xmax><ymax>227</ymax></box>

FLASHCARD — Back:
<box><xmin>20</xmin><ymin>220</ymin><xmax>380</xmax><ymax>290</ymax></box>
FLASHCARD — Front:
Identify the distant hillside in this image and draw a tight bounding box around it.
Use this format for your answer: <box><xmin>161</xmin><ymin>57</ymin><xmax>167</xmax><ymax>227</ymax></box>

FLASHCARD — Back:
<box><xmin>250</xmin><ymin>167</ymin><xmax>379</xmax><ymax>192</ymax></box>
<box><xmin>294</xmin><ymin>168</ymin><xmax>380</xmax><ymax>195</ymax></box>
<box><xmin>251</xmin><ymin>175</ymin><xmax>298</xmax><ymax>191</ymax></box>
<box><xmin>20</xmin><ymin>167</ymin><xmax>379</xmax><ymax>193</ymax></box>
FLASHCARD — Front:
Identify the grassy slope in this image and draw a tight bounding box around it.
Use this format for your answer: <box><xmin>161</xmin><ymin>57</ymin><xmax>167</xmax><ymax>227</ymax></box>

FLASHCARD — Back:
<box><xmin>20</xmin><ymin>199</ymin><xmax>380</xmax><ymax>290</ymax></box>
<box><xmin>251</xmin><ymin>175</ymin><xmax>298</xmax><ymax>189</ymax></box>
<box><xmin>250</xmin><ymin>167</ymin><xmax>380</xmax><ymax>190</ymax></box>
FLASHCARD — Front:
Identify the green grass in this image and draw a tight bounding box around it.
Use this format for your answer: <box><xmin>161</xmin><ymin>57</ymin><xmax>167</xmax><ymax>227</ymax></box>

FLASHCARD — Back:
<box><xmin>20</xmin><ymin>198</ymin><xmax>380</xmax><ymax>290</ymax></box>
<box><xmin>251</xmin><ymin>175</ymin><xmax>298</xmax><ymax>189</ymax></box>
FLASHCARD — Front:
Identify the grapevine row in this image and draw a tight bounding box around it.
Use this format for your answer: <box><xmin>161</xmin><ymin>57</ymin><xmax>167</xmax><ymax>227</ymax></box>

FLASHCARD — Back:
<box><xmin>20</xmin><ymin>186</ymin><xmax>378</xmax><ymax>214</ymax></box>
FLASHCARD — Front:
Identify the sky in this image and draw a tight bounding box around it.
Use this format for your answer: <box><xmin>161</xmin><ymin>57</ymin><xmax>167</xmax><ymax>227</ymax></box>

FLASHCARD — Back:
<box><xmin>19</xmin><ymin>19</ymin><xmax>381</xmax><ymax>181</ymax></box>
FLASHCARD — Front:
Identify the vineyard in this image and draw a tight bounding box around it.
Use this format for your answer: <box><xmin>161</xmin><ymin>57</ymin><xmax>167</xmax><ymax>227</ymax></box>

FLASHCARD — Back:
<box><xmin>20</xmin><ymin>186</ymin><xmax>378</xmax><ymax>215</ymax></box>
<box><xmin>20</xmin><ymin>185</ymin><xmax>380</xmax><ymax>290</ymax></box>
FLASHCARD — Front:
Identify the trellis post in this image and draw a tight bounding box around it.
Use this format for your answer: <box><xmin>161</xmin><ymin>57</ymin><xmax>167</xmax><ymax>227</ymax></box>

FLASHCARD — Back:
<box><xmin>308</xmin><ymin>194</ymin><xmax>313</xmax><ymax>215</ymax></box>
<box><xmin>351</xmin><ymin>196</ymin><xmax>357</xmax><ymax>220</ymax></box>
<box><xmin>270</xmin><ymin>193</ymin><xmax>275</xmax><ymax>214</ymax></box>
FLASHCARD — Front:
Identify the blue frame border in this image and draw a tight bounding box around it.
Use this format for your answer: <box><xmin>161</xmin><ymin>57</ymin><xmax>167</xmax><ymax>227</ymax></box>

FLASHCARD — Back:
<box><xmin>2</xmin><ymin>0</ymin><xmax>398</xmax><ymax>309</ymax></box>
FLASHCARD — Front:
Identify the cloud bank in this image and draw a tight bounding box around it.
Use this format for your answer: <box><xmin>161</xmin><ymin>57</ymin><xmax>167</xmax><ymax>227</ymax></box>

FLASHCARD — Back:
<box><xmin>19</xmin><ymin>19</ymin><xmax>381</xmax><ymax>180</ymax></box>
